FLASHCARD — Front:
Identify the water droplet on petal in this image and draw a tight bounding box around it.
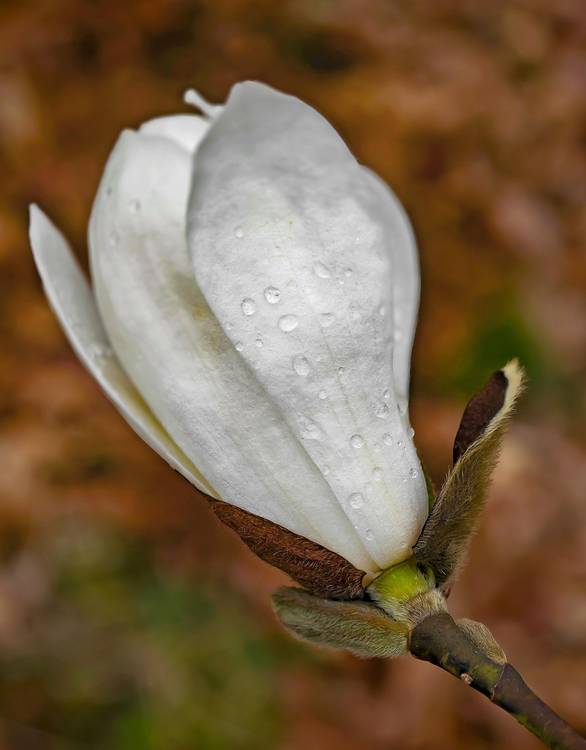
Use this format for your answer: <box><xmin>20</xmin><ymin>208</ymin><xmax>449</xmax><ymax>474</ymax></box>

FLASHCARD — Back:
<box><xmin>313</xmin><ymin>261</ymin><xmax>331</xmax><ymax>278</ymax></box>
<box><xmin>383</xmin><ymin>433</ymin><xmax>393</xmax><ymax>445</ymax></box>
<box><xmin>322</xmin><ymin>465</ymin><xmax>330</xmax><ymax>476</ymax></box>
<box><xmin>409</xmin><ymin>467</ymin><xmax>418</xmax><ymax>479</ymax></box>
<box><xmin>350</xmin><ymin>434</ymin><xmax>364</xmax><ymax>449</ymax></box>
<box><xmin>365</xmin><ymin>529</ymin><xmax>375</xmax><ymax>541</ymax></box>
<box><xmin>408</xmin><ymin>426</ymin><xmax>415</xmax><ymax>438</ymax></box>
<box><xmin>241</xmin><ymin>298</ymin><xmax>256</xmax><ymax>316</ymax></box>
<box><xmin>349</xmin><ymin>493</ymin><xmax>364</xmax><ymax>509</ymax></box>
<box><xmin>319</xmin><ymin>313</ymin><xmax>334</xmax><ymax>328</ymax></box>
<box><xmin>397</xmin><ymin>438</ymin><xmax>405</xmax><ymax>448</ymax></box>
<box><xmin>379</xmin><ymin>305</ymin><xmax>385</xmax><ymax>316</ymax></box>
<box><xmin>264</xmin><ymin>286</ymin><xmax>281</xmax><ymax>304</ymax></box>
<box><xmin>235</xmin><ymin>341</ymin><xmax>243</xmax><ymax>352</ymax></box>
<box><xmin>279</xmin><ymin>314</ymin><xmax>298</xmax><ymax>332</ymax></box>
<box><xmin>344</xmin><ymin>268</ymin><xmax>353</xmax><ymax>277</ymax></box>
<box><xmin>337</xmin><ymin>366</ymin><xmax>345</xmax><ymax>377</ymax></box>
<box><xmin>375</xmin><ymin>403</ymin><xmax>389</xmax><ymax>420</ymax></box>
<box><xmin>383</xmin><ymin>389</ymin><xmax>391</xmax><ymax>402</ymax></box>
<box><xmin>299</xmin><ymin>418</ymin><xmax>322</xmax><ymax>441</ymax></box>
<box><xmin>372</xmin><ymin>467</ymin><xmax>383</xmax><ymax>482</ymax></box>
<box><xmin>292</xmin><ymin>355</ymin><xmax>311</xmax><ymax>377</ymax></box>
<box><xmin>255</xmin><ymin>334</ymin><xmax>263</xmax><ymax>348</ymax></box>
<box><xmin>318</xmin><ymin>390</ymin><xmax>328</xmax><ymax>400</ymax></box>
<box><xmin>234</xmin><ymin>226</ymin><xmax>244</xmax><ymax>239</ymax></box>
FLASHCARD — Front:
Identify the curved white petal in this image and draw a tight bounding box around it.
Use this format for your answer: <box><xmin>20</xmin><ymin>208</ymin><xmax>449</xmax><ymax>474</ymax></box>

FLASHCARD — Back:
<box><xmin>28</xmin><ymin>204</ymin><xmax>211</xmax><ymax>493</ymax></box>
<box><xmin>88</xmin><ymin>121</ymin><xmax>375</xmax><ymax>572</ymax></box>
<box><xmin>139</xmin><ymin>114</ymin><xmax>211</xmax><ymax>153</ymax></box>
<box><xmin>188</xmin><ymin>82</ymin><xmax>427</xmax><ymax>568</ymax></box>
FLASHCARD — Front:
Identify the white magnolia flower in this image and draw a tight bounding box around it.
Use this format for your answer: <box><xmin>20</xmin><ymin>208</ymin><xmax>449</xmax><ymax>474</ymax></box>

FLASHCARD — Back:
<box><xmin>29</xmin><ymin>82</ymin><xmax>428</xmax><ymax>576</ymax></box>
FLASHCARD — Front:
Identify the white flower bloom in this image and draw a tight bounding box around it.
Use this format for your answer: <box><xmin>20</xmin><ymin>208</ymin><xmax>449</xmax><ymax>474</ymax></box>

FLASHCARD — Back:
<box><xmin>29</xmin><ymin>82</ymin><xmax>428</xmax><ymax>574</ymax></box>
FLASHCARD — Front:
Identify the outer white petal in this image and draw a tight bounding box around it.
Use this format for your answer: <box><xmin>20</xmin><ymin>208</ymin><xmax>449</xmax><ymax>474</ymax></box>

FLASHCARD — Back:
<box><xmin>188</xmin><ymin>82</ymin><xmax>428</xmax><ymax>568</ymax></box>
<box><xmin>89</xmin><ymin>120</ymin><xmax>375</xmax><ymax>572</ymax></box>
<box><xmin>28</xmin><ymin>205</ymin><xmax>211</xmax><ymax>493</ymax></box>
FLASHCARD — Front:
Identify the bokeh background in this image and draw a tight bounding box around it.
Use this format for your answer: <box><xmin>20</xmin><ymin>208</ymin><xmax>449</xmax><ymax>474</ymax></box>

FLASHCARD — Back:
<box><xmin>1</xmin><ymin>0</ymin><xmax>586</xmax><ymax>747</ymax></box>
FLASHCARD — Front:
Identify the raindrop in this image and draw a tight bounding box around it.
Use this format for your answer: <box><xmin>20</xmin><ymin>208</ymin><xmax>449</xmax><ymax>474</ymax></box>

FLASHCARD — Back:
<box><xmin>235</xmin><ymin>341</ymin><xmax>243</xmax><ymax>352</ymax></box>
<box><xmin>264</xmin><ymin>286</ymin><xmax>281</xmax><ymax>304</ymax></box>
<box><xmin>372</xmin><ymin>467</ymin><xmax>383</xmax><ymax>482</ymax></box>
<box><xmin>313</xmin><ymin>261</ymin><xmax>331</xmax><ymax>279</ymax></box>
<box><xmin>349</xmin><ymin>493</ymin><xmax>364</xmax><ymax>509</ymax></box>
<box><xmin>255</xmin><ymin>334</ymin><xmax>264</xmax><ymax>348</ymax></box>
<box><xmin>300</xmin><ymin>419</ymin><xmax>321</xmax><ymax>441</ymax></box>
<box><xmin>383</xmin><ymin>433</ymin><xmax>393</xmax><ymax>445</ymax></box>
<box><xmin>375</xmin><ymin>403</ymin><xmax>389</xmax><ymax>420</ymax></box>
<box><xmin>337</xmin><ymin>366</ymin><xmax>345</xmax><ymax>377</ymax></box>
<box><xmin>319</xmin><ymin>313</ymin><xmax>334</xmax><ymax>328</ymax></box>
<box><xmin>226</xmin><ymin>322</ymin><xmax>233</xmax><ymax>331</ymax></box>
<box><xmin>234</xmin><ymin>226</ymin><xmax>244</xmax><ymax>239</ymax></box>
<box><xmin>378</xmin><ymin>305</ymin><xmax>385</xmax><ymax>316</ymax></box>
<box><xmin>365</xmin><ymin>529</ymin><xmax>375</xmax><ymax>541</ymax></box>
<box><xmin>241</xmin><ymin>298</ymin><xmax>256</xmax><ymax>316</ymax></box>
<box><xmin>318</xmin><ymin>390</ymin><xmax>328</xmax><ymax>400</ymax></box>
<box><xmin>322</xmin><ymin>465</ymin><xmax>331</xmax><ymax>476</ymax></box>
<box><xmin>408</xmin><ymin>426</ymin><xmax>415</xmax><ymax>438</ymax></box>
<box><xmin>344</xmin><ymin>268</ymin><xmax>353</xmax><ymax>277</ymax></box>
<box><xmin>279</xmin><ymin>314</ymin><xmax>298</xmax><ymax>332</ymax></box>
<box><xmin>383</xmin><ymin>389</ymin><xmax>391</xmax><ymax>402</ymax></box>
<box><xmin>397</xmin><ymin>438</ymin><xmax>405</xmax><ymax>448</ymax></box>
<box><xmin>350</xmin><ymin>434</ymin><xmax>364</xmax><ymax>449</ymax></box>
<box><xmin>292</xmin><ymin>355</ymin><xmax>311</xmax><ymax>377</ymax></box>
<box><xmin>409</xmin><ymin>467</ymin><xmax>418</xmax><ymax>479</ymax></box>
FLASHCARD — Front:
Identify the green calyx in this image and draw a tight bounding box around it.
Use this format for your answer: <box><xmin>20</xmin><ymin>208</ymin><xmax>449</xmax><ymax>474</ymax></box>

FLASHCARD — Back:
<box><xmin>366</xmin><ymin>557</ymin><xmax>436</xmax><ymax>622</ymax></box>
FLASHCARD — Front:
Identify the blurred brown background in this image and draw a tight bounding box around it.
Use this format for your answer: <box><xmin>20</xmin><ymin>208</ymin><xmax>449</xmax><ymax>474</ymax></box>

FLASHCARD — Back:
<box><xmin>1</xmin><ymin>0</ymin><xmax>586</xmax><ymax>748</ymax></box>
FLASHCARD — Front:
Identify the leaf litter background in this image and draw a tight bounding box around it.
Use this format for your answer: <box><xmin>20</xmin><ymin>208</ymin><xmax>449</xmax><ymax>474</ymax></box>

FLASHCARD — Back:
<box><xmin>1</xmin><ymin>0</ymin><xmax>586</xmax><ymax>748</ymax></box>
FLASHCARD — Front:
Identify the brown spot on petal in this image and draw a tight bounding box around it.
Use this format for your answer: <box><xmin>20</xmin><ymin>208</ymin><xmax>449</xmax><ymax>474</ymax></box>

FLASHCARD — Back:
<box><xmin>211</xmin><ymin>500</ymin><xmax>366</xmax><ymax>600</ymax></box>
<box><xmin>453</xmin><ymin>370</ymin><xmax>507</xmax><ymax>464</ymax></box>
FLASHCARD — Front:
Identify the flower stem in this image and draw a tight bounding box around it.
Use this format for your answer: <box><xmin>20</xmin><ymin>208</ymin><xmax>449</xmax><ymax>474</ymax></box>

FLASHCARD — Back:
<box><xmin>409</xmin><ymin>612</ymin><xmax>586</xmax><ymax>750</ymax></box>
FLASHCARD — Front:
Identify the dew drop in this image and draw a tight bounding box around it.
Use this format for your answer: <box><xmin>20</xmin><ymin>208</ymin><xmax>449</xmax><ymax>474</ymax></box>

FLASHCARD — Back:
<box><xmin>383</xmin><ymin>433</ymin><xmax>393</xmax><ymax>446</ymax></box>
<box><xmin>408</xmin><ymin>426</ymin><xmax>415</xmax><ymax>438</ymax></box>
<box><xmin>409</xmin><ymin>467</ymin><xmax>418</xmax><ymax>479</ymax></box>
<box><xmin>350</xmin><ymin>434</ymin><xmax>364</xmax><ymax>449</ymax></box>
<box><xmin>383</xmin><ymin>389</ymin><xmax>391</xmax><ymax>402</ymax></box>
<box><xmin>372</xmin><ymin>467</ymin><xmax>383</xmax><ymax>482</ymax></box>
<box><xmin>278</xmin><ymin>314</ymin><xmax>298</xmax><ymax>332</ymax></box>
<box><xmin>375</xmin><ymin>403</ymin><xmax>389</xmax><ymax>420</ymax></box>
<box><xmin>264</xmin><ymin>286</ymin><xmax>281</xmax><ymax>304</ymax></box>
<box><xmin>337</xmin><ymin>366</ymin><xmax>345</xmax><ymax>377</ymax></box>
<box><xmin>344</xmin><ymin>267</ymin><xmax>353</xmax><ymax>277</ymax></box>
<box><xmin>319</xmin><ymin>313</ymin><xmax>334</xmax><ymax>328</ymax></box>
<box><xmin>365</xmin><ymin>529</ymin><xmax>375</xmax><ymax>541</ymax></box>
<box><xmin>241</xmin><ymin>298</ymin><xmax>256</xmax><ymax>316</ymax></box>
<box><xmin>292</xmin><ymin>355</ymin><xmax>311</xmax><ymax>377</ymax></box>
<box><xmin>299</xmin><ymin>419</ymin><xmax>322</xmax><ymax>441</ymax></box>
<box><xmin>349</xmin><ymin>492</ymin><xmax>364</xmax><ymax>509</ymax></box>
<box><xmin>255</xmin><ymin>334</ymin><xmax>264</xmax><ymax>348</ymax></box>
<box><xmin>318</xmin><ymin>390</ymin><xmax>328</xmax><ymax>400</ymax></box>
<box><xmin>235</xmin><ymin>341</ymin><xmax>243</xmax><ymax>352</ymax></box>
<box><xmin>378</xmin><ymin>305</ymin><xmax>386</xmax><ymax>316</ymax></box>
<box><xmin>226</xmin><ymin>322</ymin><xmax>233</xmax><ymax>331</ymax></box>
<box><xmin>397</xmin><ymin>438</ymin><xmax>405</xmax><ymax>449</ymax></box>
<box><xmin>234</xmin><ymin>226</ymin><xmax>244</xmax><ymax>239</ymax></box>
<box><xmin>322</xmin><ymin>465</ymin><xmax>330</xmax><ymax>476</ymax></box>
<box><xmin>129</xmin><ymin>199</ymin><xmax>140</xmax><ymax>213</ymax></box>
<box><xmin>313</xmin><ymin>261</ymin><xmax>331</xmax><ymax>279</ymax></box>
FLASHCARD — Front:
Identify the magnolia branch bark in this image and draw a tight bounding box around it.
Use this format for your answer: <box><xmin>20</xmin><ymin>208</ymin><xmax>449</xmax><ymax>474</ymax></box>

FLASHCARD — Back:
<box><xmin>409</xmin><ymin>612</ymin><xmax>586</xmax><ymax>750</ymax></box>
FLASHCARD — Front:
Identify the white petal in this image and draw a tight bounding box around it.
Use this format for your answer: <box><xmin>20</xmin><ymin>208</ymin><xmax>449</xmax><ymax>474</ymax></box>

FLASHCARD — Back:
<box><xmin>139</xmin><ymin>115</ymin><xmax>210</xmax><ymax>153</ymax></box>
<box><xmin>188</xmin><ymin>82</ymin><xmax>428</xmax><ymax>568</ymax></box>
<box><xmin>28</xmin><ymin>204</ymin><xmax>211</xmax><ymax>493</ymax></box>
<box><xmin>89</xmin><ymin>125</ymin><xmax>376</xmax><ymax>572</ymax></box>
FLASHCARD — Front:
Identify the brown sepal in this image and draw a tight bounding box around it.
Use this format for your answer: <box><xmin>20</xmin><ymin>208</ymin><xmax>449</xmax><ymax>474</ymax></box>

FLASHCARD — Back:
<box><xmin>453</xmin><ymin>370</ymin><xmax>507</xmax><ymax>464</ymax></box>
<box><xmin>211</xmin><ymin>499</ymin><xmax>366</xmax><ymax>600</ymax></box>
